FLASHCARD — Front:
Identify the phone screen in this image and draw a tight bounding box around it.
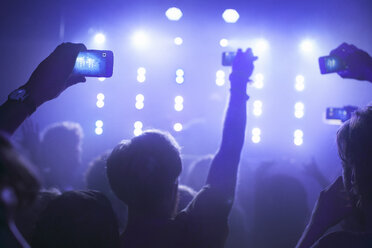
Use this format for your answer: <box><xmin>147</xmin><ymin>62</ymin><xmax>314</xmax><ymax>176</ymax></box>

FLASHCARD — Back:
<box><xmin>73</xmin><ymin>50</ymin><xmax>113</xmax><ymax>77</ymax></box>
<box><xmin>222</xmin><ymin>52</ymin><xmax>236</xmax><ymax>66</ymax></box>
<box><xmin>318</xmin><ymin>56</ymin><xmax>347</xmax><ymax>74</ymax></box>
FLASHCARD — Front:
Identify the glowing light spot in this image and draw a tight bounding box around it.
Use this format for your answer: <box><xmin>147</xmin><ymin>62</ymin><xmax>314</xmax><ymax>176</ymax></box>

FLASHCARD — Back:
<box><xmin>253</xmin><ymin>108</ymin><xmax>262</xmax><ymax>116</ymax></box>
<box><xmin>134</xmin><ymin>121</ymin><xmax>143</xmax><ymax>129</ymax></box>
<box><xmin>294</xmin><ymin>137</ymin><xmax>303</xmax><ymax>146</ymax></box>
<box><xmin>137</xmin><ymin>67</ymin><xmax>146</xmax><ymax>75</ymax></box>
<box><xmin>220</xmin><ymin>39</ymin><xmax>229</xmax><ymax>47</ymax></box>
<box><xmin>253</xmin><ymin>100</ymin><xmax>262</xmax><ymax>108</ymax></box>
<box><xmin>175</xmin><ymin>96</ymin><xmax>184</xmax><ymax>104</ymax></box>
<box><xmin>173</xmin><ymin>123</ymin><xmax>183</xmax><ymax>132</ymax></box>
<box><xmin>98</xmin><ymin>77</ymin><xmax>106</xmax><ymax>82</ymax></box>
<box><xmin>137</xmin><ymin>74</ymin><xmax>146</xmax><ymax>83</ymax></box>
<box><xmin>165</xmin><ymin>7</ymin><xmax>183</xmax><ymax>21</ymax></box>
<box><xmin>131</xmin><ymin>31</ymin><xmax>149</xmax><ymax>49</ymax></box>
<box><xmin>95</xmin><ymin>127</ymin><xmax>103</xmax><ymax>135</ymax></box>
<box><xmin>176</xmin><ymin>69</ymin><xmax>184</xmax><ymax>77</ymax></box>
<box><xmin>176</xmin><ymin>76</ymin><xmax>184</xmax><ymax>84</ymax></box>
<box><xmin>300</xmin><ymin>39</ymin><xmax>315</xmax><ymax>53</ymax></box>
<box><xmin>252</xmin><ymin>135</ymin><xmax>261</xmax><ymax>143</ymax></box>
<box><xmin>174</xmin><ymin>37</ymin><xmax>183</xmax><ymax>45</ymax></box>
<box><xmin>222</xmin><ymin>9</ymin><xmax>240</xmax><ymax>23</ymax></box>
<box><xmin>252</xmin><ymin>128</ymin><xmax>261</xmax><ymax>136</ymax></box>
<box><xmin>136</xmin><ymin>94</ymin><xmax>144</xmax><ymax>102</ymax></box>
<box><xmin>95</xmin><ymin>120</ymin><xmax>103</xmax><ymax>128</ymax></box>
<box><xmin>216</xmin><ymin>70</ymin><xmax>225</xmax><ymax>78</ymax></box>
<box><xmin>135</xmin><ymin>101</ymin><xmax>144</xmax><ymax>110</ymax></box>
<box><xmin>97</xmin><ymin>93</ymin><xmax>105</xmax><ymax>101</ymax></box>
<box><xmin>295</xmin><ymin>102</ymin><xmax>305</xmax><ymax>110</ymax></box>
<box><xmin>294</xmin><ymin>129</ymin><xmax>304</xmax><ymax>138</ymax></box>
<box><xmin>174</xmin><ymin>104</ymin><xmax>184</xmax><ymax>112</ymax></box>
<box><xmin>133</xmin><ymin>128</ymin><xmax>143</xmax><ymax>136</ymax></box>
<box><xmin>96</xmin><ymin>100</ymin><xmax>104</xmax><ymax>108</ymax></box>
<box><xmin>94</xmin><ymin>33</ymin><xmax>106</xmax><ymax>44</ymax></box>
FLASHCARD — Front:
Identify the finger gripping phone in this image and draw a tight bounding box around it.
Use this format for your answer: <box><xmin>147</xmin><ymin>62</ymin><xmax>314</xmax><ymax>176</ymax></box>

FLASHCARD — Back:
<box><xmin>318</xmin><ymin>56</ymin><xmax>347</xmax><ymax>74</ymax></box>
<box><xmin>73</xmin><ymin>50</ymin><xmax>114</xmax><ymax>77</ymax></box>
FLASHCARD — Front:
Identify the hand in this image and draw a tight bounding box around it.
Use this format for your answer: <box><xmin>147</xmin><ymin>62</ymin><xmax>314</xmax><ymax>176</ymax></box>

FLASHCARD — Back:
<box><xmin>309</xmin><ymin>176</ymin><xmax>353</xmax><ymax>231</ymax></box>
<box><xmin>229</xmin><ymin>48</ymin><xmax>258</xmax><ymax>89</ymax></box>
<box><xmin>24</xmin><ymin>42</ymin><xmax>87</xmax><ymax>107</ymax></box>
<box><xmin>330</xmin><ymin>43</ymin><xmax>372</xmax><ymax>82</ymax></box>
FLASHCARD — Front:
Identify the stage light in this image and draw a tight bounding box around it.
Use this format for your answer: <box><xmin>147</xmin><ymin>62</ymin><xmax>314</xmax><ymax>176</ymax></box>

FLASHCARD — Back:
<box><xmin>133</xmin><ymin>128</ymin><xmax>143</xmax><ymax>136</ymax></box>
<box><xmin>255</xmin><ymin>73</ymin><xmax>264</xmax><ymax>82</ymax></box>
<box><xmin>98</xmin><ymin>77</ymin><xmax>106</xmax><ymax>82</ymax></box>
<box><xmin>95</xmin><ymin>127</ymin><xmax>103</xmax><ymax>135</ymax></box>
<box><xmin>294</xmin><ymin>137</ymin><xmax>303</xmax><ymax>146</ymax></box>
<box><xmin>94</xmin><ymin>33</ymin><xmax>105</xmax><ymax>44</ymax></box>
<box><xmin>295</xmin><ymin>75</ymin><xmax>305</xmax><ymax>91</ymax></box>
<box><xmin>295</xmin><ymin>110</ymin><xmax>304</xmax><ymax>119</ymax></box>
<box><xmin>294</xmin><ymin>129</ymin><xmax>303</xmax><ymax>138</ymax></box>
<box><xmin>96</xmin><ymin>100</ymin><xmax>104</xmax><ymax>108</ymax></box>
<box><xmin>137</xmin><ymin>67</ymin><xmax>146</xmax><ymax>75</ymax></box>
<box><xmin>174</xmin><ymin>37</ymin><xmax>183</xmax><ymax>45</ymax></box>
<box><xmin>252</xmin><ymin>135</ymin><xmax>261</xmax><ymax>143</ymax></box>
<box><xmin>136</xmin><ymin>94</ymin><xmax>144</xmax><ymax>102</ymax></box>
<box><xmin>131</xmin><ymin>31</ymin><xmax>149</xmax><ymax>49</ymax></box>
<box><xmin>253</xmin><ymin>73</ymin><xmax>264</xmax><ymax>89</ymax></box>
<box><xmin>295</xmin><ymin>102</ymin><xmax>304</xmax><ymax>110</ymax></box>
<box><xmin>300</xmin><ymin>39</ymin><xmax>315</xmax><ymax>53</ymax></box>
<box><xmin>95</xmin><ymin>120</ymin><xmax>103</xmax><ymax>128</ymax></box>
<box><xmin>137</xmin><ymin>75</ymin><xmax>146</xmax><ymax>83</ymax></box>
<box><xmin>135</xmin><ymin>101</ymin><xmax>144</xmax><ymax>110</ymax></box>
<box><xmin>216</xmin><ymin>70</ymin><xmax>225</xmax><ymax>78</ymax></box>
<box><xmin>216</xmin><ymin>78</ymin><xmax>225</xmax><ymax>86</ymax></box>
<box><xmin>253</xmin><ymin>100</ymin><xmax>262</xmax><ymax>108</ymax></box>
<box><xmin>134</xmin><ymin>121</ymin><xmax>143</xmax><ymax>129</ymax></box>
<box><xmin>97</xmin><ymin>93</ymin><xmax>105</xmax><ymax>101</ymax></box>
<box><xmin>253</xmin><ymin>108</ymin><xmax>263</xmax><ymax>116</ymax></box>
<box><xmin>165</xmin><ymin>7</ymin><xmax>183</xmax><ymax>21</ymax></box>
<box><xmin>175</xmin><ymin>96</ymin><xmax>184</xmax><ymax>104</ymax></box>
<box><xmin>220</xmin><ymin>39</ymin><xmax>229</xmax><ymax>47</ymax></box>
<box><xmin>174</xmin><ymin>104</ymin><xmax>184</xmax><ymax>111</ymax></box>
<box><xmin>176</xmin><ymin>76</ymin><xmax>184</xmax><ymax>84</ymax></box>
<box><xmin>176</xmin><ymin>69</ymin><xmax>184</xmax><ymax>77</ymax></box>
<box><xmin>252</xmin><ymin>128</ymin><xmax>261</xmax><ymax>136</ymax></box>
<box><xmin>173</xmin><ymin>123</ymin><xmax>183</xmax><ymax>132</ymax></box>
<box><xmin>222</xmin><ymin>9</ymin><xmax>240</xmax><ymax>23</ymax></box>
<box><xmin>254</xmin><ymin>39</ymin><xmax>269</xmax><ymax>54</ymax></box>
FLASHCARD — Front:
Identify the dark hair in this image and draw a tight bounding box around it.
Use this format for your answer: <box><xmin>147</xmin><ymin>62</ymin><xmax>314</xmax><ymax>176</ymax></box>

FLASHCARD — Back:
<box><xmin>337</xmin><ymin>105</ymin><xmax>372</xmax><ymax>208</ymax></box>
<box><xmin>85</xmin><ymin>151</ymin><xmax>111</xmax><ymax>194</ymax></box>
<box><xmin>107</xmin><ymin>130</ymin><xmax>182</xmax><ymax>215</ymax></box>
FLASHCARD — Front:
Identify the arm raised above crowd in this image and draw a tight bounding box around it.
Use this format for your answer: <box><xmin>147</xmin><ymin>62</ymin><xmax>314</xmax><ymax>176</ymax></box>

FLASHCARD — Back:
<box><xmin>0</xmin><ymin>43</ymin><xmax>86</xmax><ymax>134</ymax></box>
<box><xmin>205</xmin><ymin>49</ymin><xmax>257</xmax><ymax>204</ymax></box>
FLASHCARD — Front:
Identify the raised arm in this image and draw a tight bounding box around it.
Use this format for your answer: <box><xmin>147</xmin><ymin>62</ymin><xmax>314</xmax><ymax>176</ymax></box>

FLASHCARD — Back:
<box><xmin>206</xmin><ymin>49</ymin><xmax>257</xmax><ymax>203</ymax></box>
<box><xmin>0</xmin><ymin>43</ymin><xmax>86</xmax><ymax>134</ymax></box>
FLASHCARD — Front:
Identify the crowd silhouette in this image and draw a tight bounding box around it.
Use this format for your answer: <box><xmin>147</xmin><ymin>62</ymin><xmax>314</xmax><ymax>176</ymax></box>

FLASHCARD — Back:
<box><xmin>0</xmin><ymin>42</ymin><xmax>372</xmax><ymax>248</ymax></box>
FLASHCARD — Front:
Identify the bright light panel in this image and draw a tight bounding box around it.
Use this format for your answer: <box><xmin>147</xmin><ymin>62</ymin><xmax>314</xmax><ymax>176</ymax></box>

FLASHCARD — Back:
<box><xmin>222</xmin><ymin>9</ymin><xmax>240</xmax><ymax>23</ymax></box>
<box><xmin>165</xmin><ymin>7</ymin><xmax>183</xmax><ymax>21</ymax></box>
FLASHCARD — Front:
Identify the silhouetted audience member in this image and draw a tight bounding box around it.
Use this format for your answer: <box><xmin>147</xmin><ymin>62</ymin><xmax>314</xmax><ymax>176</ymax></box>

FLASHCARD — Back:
<box><xmin>38</xmin><ymin>121</ymin><xmax>84</xmax><ymax>190</ymax></box>
<box><xmin>85</xmin><ymin>152</ymin><xmax>128</xmax><ymax>232</ymax></box>
<box><xmin>297</xmin><ymin>43</ymin><xmax>372</xmax><ymax>248</ymax></box>
<box><xmin>177</xmin><ymin>184</ymin><xmax>196</xmax><ymax>212</ymax></box>
<box><xmin>106</xmin><ymin>49</ymin><xmax>256</xmax><ymax>247</ymax></box>
<box><xmin>0</xmin><ymin>133</ymin><xmax>40</xmax><ymax>247</ymax></box>
<box><xmin>16</xmin><ymin>189</ymin><xmax>61</xmax><ymax>243</ymax></box>
<box><xmin>31</xmin><ymin>190</ymin><xmax>120</xmax><ymax>248</ymax></box>
<box><xmin>250</xmin><ymin>174</ymin><xmax>308</xmax><ymax>248</ymax></box>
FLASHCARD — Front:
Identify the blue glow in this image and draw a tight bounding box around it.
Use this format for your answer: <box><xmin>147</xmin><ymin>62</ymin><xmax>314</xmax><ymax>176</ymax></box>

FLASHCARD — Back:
<box><xmin>73</xmin><ymin>51</ymin><xmax>107</xmax><ymax>76</ymax></box>
<box><xmin>253</xmin><ymin>39</ymin><xmax>270</xmax><ymax>54</ymax></box>
<box><xmin>216</xmin><ymin>78</ymin><xmax>225</xmax><ymax>86</ymax></box>
<box><xmin>222</xmin><ymin>9</ymin><xmax>240</xmax><ymax>23</ymax></box>
<box><xmin>165</xmin><ymin>7</ymin><xmax>183</xmax><ymax>21</ymax></box>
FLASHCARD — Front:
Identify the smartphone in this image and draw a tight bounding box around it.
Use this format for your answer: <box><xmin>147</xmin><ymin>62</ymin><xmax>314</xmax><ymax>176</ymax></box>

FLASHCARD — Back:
<box><xmin>324</xmin><ymin>106</ymin><xmax>357</xmax><ymax>125</ymax></box>
<box><xmin>73</xmin><ymin>50</ymin><xmax>113</xmax><ymax>77</ymax></box>
<box><xmin>318</xmin><ymin>56</ymin><xmax>347</xmax><ymax>74</ymax></box>
<box><xmin>222</xmin><ymin>52</ymin><xmax>236</xmax><ymax>66</ymax></box>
